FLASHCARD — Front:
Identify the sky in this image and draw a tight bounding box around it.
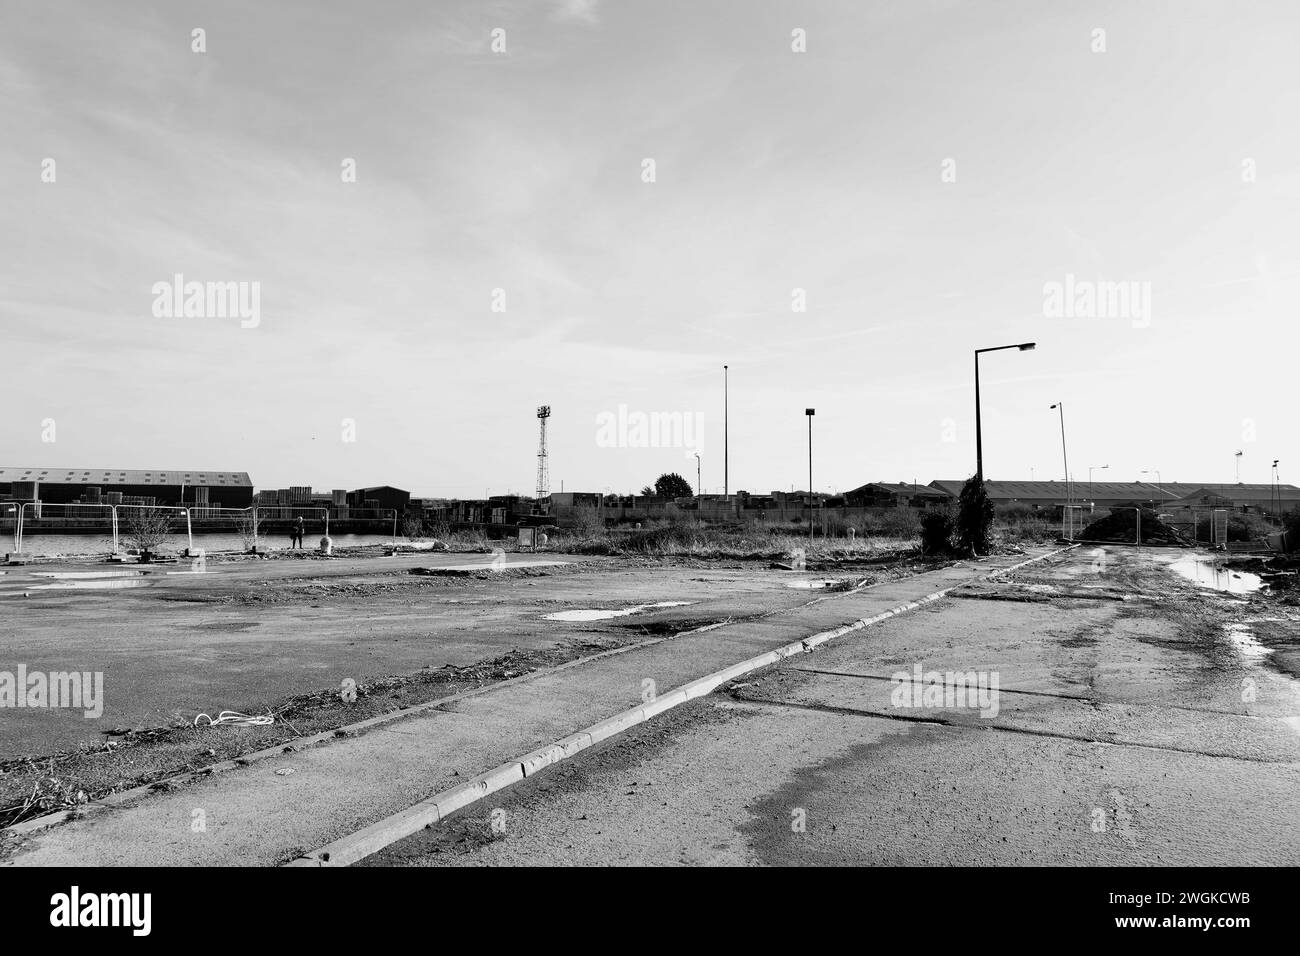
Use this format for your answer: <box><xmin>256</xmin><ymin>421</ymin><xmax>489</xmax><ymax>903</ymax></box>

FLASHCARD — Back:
<box><xmin>2</xmin><ymin>0</ymin><xmax>1298</xmax><ymax>498</ymax></box>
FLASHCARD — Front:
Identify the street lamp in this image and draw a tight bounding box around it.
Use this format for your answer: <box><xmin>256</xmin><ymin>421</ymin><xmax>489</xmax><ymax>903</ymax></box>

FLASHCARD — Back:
<box><xmin>1088</xmin><ymin>464</ymin><xmax>1109</xmax><ymax>500</ymax></box>
<box><xmin>1272</xmin><ymin>460</ymin><xmax>1281</xmax><ymax>519</ymax></box>
<box><xmin>975</xmin><ymin>342</ymin><xmax>1036</xmax><ymax>482</ymax></box>
<box><xmin>693</xmin><ymin>453</ymin><xmax>701</xmax><ymax>515</ymax></box>
<box><xmin>1048</xmin><ymin>403</ymin><xmax>1071</xmax><ymax>510</ymax></box>
<box><xmin>1140</xmin><ymin>470</ymin><xmax>1163</xmax><ymax>508</ymax></box>
<box><xmin>805</xmin><ymin>408</ymin><xmax>815</xmax><ymax>544</ymax></box>
<box><xmin>723</xmin><ymin>365</ymin><xmax>729</xmax><ymax>498</ymax></box>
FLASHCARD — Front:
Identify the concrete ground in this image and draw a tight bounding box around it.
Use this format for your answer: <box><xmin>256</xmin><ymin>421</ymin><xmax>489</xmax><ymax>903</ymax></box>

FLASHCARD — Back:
<box><xmin>0</xmin><ymin>548</ymin><xmax>874</xmax><ymax>756</ymax></box>
<box><xmin>365</xmin><ymin>547</ymin><xmax>1300</xmax><ymax>867</ymax></box>
<box><xmin>1</xmin><ymin>548</ymin><xmax>1040</xmax><ymax>865</ymax></box>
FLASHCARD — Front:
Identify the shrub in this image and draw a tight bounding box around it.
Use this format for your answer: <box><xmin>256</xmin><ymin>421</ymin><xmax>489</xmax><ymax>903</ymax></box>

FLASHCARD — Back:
<box><xmin>874</xmin><ymin>508</ymin><xmax>922</xmax><ymax>537</ymax></box>
<box><xmin>920</xmin><ymin>510</ymin><xmax>954</xmax><ymax>556</ymax></box>
<box><xmin>955</xmin><ymin>476</ymin><xmax>994</xmax><ymax>556</ymax></box>
<box><xmin>236</xmin><ymin>510</ymin><xmax>259</xmax><ymax>552</ymax></box>
<box><xmin>123</xmin><ymin>506</ymin><xmax>174</xmax><ymax>562</ymax></box>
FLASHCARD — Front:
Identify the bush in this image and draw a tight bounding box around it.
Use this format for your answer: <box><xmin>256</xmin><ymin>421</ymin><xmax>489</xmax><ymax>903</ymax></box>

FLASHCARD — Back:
<box><xmin>920</xmin><ymin>510</ymin><xmax>954</xmax><ymax>556</ymax></box>
<box><xmin>1226</xmin><ymin>514</ymin><xmax>1272</xmax><ymax>542</ymax></box>
<box><xmin>570</xmin><ymin>506</ymin><xmax>605</xmax><ymax>535</ymax></box>
<box><xmin>995</xmin><ymin>503</ymin><xmax>1054</xmax><ymax>543</ymax></box>
<box><xmin>236</xmin><ymin>510</ymin><xmax>259</xmax><ymax>552</ymax></box>
<box><xmin>123</xmin><ymin>506</ymin><xmax>174</xmax><ymax>562</ymax></box>
<box><xmin>955</xmin><ymin>476</ymin><xmax>994</xmax><ymax>556</ymax></box>
<box><xmin>874</xmin><ymin>508</ymin><xmax>922</xmax><ymax>538</ymax></box>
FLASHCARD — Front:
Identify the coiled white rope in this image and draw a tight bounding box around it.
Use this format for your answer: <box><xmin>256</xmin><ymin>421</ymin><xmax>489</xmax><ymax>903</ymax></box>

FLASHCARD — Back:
<box><xmin>193</xmin><ymin>710</ymin><xmax>275</xmax><ymax>728</ymax></box>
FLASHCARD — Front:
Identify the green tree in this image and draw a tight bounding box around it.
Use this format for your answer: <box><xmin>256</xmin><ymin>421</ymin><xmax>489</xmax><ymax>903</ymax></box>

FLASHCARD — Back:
<box><xmin>653</xmin><ymin>473</ymin><xmax>694</xmax><ymax>499</ymax></box>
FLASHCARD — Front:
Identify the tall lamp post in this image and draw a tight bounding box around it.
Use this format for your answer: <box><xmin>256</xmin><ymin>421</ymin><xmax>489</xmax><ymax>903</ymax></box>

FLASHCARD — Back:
<box><xmin>723</xmin><ymin>365</ymin><xmax>729</xmax><ymax>498</ymax></box>
<box><xmin>1140</xmin><ymin>469</ymin><xmax>1163</xmax><ymax>509</ymax></box>
<box><xmin>805</xmin><ymin>408</ymin><xmax>815</xmax><ymax>544</ymax></box>
<box><xmin>1048</xmin><ymin>402</ymin><xmax>1070</xmax><ymax>506</ymax></box>
<box><xmin>1088</xmin><ymin>464</ymin><xmax>1108</xmax><ymax>500</ymax></box>
<box><xmin>693</xmin><ymin>453</ymin><xmax>701</xmax><ymax>516</ymax></box>
<box><xmin>975</xmin><ymin>342</ymin><xmax>1036</xmax><ymax>481</ymax></box>
<box><xmin>1272</xmin><ymin>459</ymin><xmax>1280</xmax><ymax>519</ymax></box>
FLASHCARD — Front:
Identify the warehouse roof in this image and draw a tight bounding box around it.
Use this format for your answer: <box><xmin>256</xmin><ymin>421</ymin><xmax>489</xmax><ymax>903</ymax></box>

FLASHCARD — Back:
<box><xmin>0</xmin><ymin>467</ymin><xmax>252</xmax><ymax>487</ymax></box>
<box><xmin>929</xmin><ymin>479</ymin><xmax>1300</xmax><ymax>500</ymax></box>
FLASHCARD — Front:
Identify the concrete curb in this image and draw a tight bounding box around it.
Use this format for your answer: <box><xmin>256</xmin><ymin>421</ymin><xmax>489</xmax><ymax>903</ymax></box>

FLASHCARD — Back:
<box><xmin>287</xmin><ymin>544</ymin><xmax>1074</xmax><ymax>867</ymax></box>
<box><xmin>1</xmin><ymin>635</ymin><xmax>672</xmax><ymax>839</ymax></box>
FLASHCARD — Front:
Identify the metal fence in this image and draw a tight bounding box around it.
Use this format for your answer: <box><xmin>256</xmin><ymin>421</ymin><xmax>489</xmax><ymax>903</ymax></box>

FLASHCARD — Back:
<box><xmin>5</xmin><ymin>502</ymin><xmax>401</xmax><ymax>555</ymax></box>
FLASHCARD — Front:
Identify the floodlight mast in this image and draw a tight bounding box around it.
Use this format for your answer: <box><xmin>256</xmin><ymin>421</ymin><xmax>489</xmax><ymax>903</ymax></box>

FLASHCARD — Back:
<box><xmin>536</xmin><ymin>406</ymin><xmax>551</xmax><ymax>505</ymax></box>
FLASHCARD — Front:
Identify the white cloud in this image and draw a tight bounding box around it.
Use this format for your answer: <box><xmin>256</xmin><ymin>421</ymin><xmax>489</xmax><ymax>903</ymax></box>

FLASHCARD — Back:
<box><xmin>551</xmin><ymin>0</ymin><xmax>599</xmax><ymax>23</ymax></box>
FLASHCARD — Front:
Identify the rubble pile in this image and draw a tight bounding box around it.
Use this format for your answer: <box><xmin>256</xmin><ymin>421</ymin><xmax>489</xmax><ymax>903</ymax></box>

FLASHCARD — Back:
<box><xmin>1079</xmin><ymin>509</ymin><xmax>1191</xmax><ymax>545</ymax></box>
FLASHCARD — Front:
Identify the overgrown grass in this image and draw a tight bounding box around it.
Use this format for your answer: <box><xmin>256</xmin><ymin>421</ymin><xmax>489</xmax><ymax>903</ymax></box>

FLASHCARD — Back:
<box><xmin>545</xmin><ymin>523</ymin><xmax>917</xmax><ymax>560</ymax></box>
<box><xmin>412</xmin><ymin>511</ymin><xmax>1054</xmax><ymax>560</ymax></box>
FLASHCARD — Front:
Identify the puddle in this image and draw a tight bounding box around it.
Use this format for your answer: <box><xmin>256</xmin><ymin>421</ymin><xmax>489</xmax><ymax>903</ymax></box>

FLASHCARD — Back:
<box><xmin>545</xmin><ymin>601</ymin><xmax>694</xmax><ymax>622</ymax></box>
<box><xmin>31</xmin><ymin>578</ymin><xmax>152</xmax><ymax>591</ymax></box>
<box><xmin>1169</xmin><ymin>555</ymin><xmax>1263</xmax><ymax>594</ymax></box>
<box><xmin>1225</xmin><ymin>623</ymin><xmax>1275</xmax><ymax>663</ymax></box>
<box><xmin>32</xmin><ymin>570</ymin><xmax>149</xmax><ymax>579</ymax></box>
<box><xmin>785</xmin><ymin>579</ymin><xmax>843</xmax><ymax>590</ymax></box>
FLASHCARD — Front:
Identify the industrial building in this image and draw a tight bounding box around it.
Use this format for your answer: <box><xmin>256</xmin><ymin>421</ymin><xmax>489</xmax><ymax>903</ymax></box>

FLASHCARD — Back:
<box><xmin>0</xmin><ymin>466</ymin><xmax>253</xmax><ymax>510</ymax></box>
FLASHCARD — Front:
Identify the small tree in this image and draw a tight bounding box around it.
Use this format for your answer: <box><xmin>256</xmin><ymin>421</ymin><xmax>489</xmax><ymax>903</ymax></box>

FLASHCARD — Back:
<box><xmin>955</xmin><ymin>475</ymin><xmax>994</xmax><ymax>556</ymax></box>
<box><xmin>653</xmin><ymin>473</ymin><xmax>694</xmax><ymax>499</ymax></box>
<box><xmin>236</xmin><ymin>509</ymin><xmax>260</xmax><ymax>552</ymax></box>
<box><xmin>124</xmin><ymin>506</ymin><xmax>174</xmax><ymax>562</ymax></box>
<box><xmin>639</xmin><ymin>485</ymin><xmax>655</xmax><ymax>497</ymax></box>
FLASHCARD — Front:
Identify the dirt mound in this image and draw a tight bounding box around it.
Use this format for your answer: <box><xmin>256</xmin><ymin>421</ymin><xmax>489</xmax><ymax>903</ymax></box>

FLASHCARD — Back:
<box><xmin>1080</xmin><ymin>509</ymin><xmax>1191</xmax><ymax>545</ymax></box>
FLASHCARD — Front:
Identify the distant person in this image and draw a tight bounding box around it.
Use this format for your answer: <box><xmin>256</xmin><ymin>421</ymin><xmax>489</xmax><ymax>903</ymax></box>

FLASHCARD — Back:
<box><xmin>291</xmin><ymin>516</ymin><xmax>304</xmax><ymax>549</ymax></box>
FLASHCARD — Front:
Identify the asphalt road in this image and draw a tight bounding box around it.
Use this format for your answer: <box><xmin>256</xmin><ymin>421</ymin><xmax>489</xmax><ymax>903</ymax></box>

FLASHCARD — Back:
<box><xmin>368</xmin><ymin>548</ymin><xmax>1300</xmax><ymax>866</ymax></box>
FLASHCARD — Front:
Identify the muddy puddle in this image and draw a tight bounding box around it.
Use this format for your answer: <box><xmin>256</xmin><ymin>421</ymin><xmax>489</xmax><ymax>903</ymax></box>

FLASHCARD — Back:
<box><xmin>1224</xmin><ymin>622</ymin><xmax>1275</xmax><ymax>663</ymax></box>
<box><xmin>30</xmin><ymin>578</ymin><xmax>153</xmax><ymax>591</ymax></box>
<box><xmin>31</xmin><ymin>569</ymin><xmax>151</xmax><ymax>579</ymax></box>
<box><xmin>1169</xmin><ymin>555</ymin><xmax>1263</xmax><ymax>594</ymax></box>
<box><xmin>545</xmin><ymin>601</ymin><xmax>695</xmax><ymax>622</ymax></box>
<box><xmin>27</xmin><ymin>569</ymin><xmax>157</xmax><ymax>591</ymax></box>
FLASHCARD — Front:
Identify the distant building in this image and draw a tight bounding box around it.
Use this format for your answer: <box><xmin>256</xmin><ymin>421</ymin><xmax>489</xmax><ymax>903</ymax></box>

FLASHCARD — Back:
<box><xmin>928</xmin><ymin>479</ymin><xmax>1300</xmax><ymax>514</ymax></box>
<box><xmin>347</xmin><ymin>486</ymin><xmax>410</xmax><ymax>514</ymax></box>
<box><xmin>844</xmin><ymin>482</ymin><xmax>950</xmax><ymax>509</ymax></box>
<box><xmin>0</xmin><ymin>466</ymin><xmax>253</xmax><ymax>509</ymax></box>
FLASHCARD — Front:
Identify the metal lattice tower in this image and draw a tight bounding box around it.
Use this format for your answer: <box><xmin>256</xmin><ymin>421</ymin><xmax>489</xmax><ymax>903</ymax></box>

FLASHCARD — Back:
<box><xmin>535</xmin><ymin>406</ymin><xmax>551</xmax><ymax>502</ymax></box>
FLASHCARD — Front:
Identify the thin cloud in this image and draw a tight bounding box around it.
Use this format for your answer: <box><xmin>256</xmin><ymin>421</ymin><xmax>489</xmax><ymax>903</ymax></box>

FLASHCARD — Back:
<box><xmin>551</xmin><ymin>0</ymin><xmax>599</xmax><ymax>23</ymax></box>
